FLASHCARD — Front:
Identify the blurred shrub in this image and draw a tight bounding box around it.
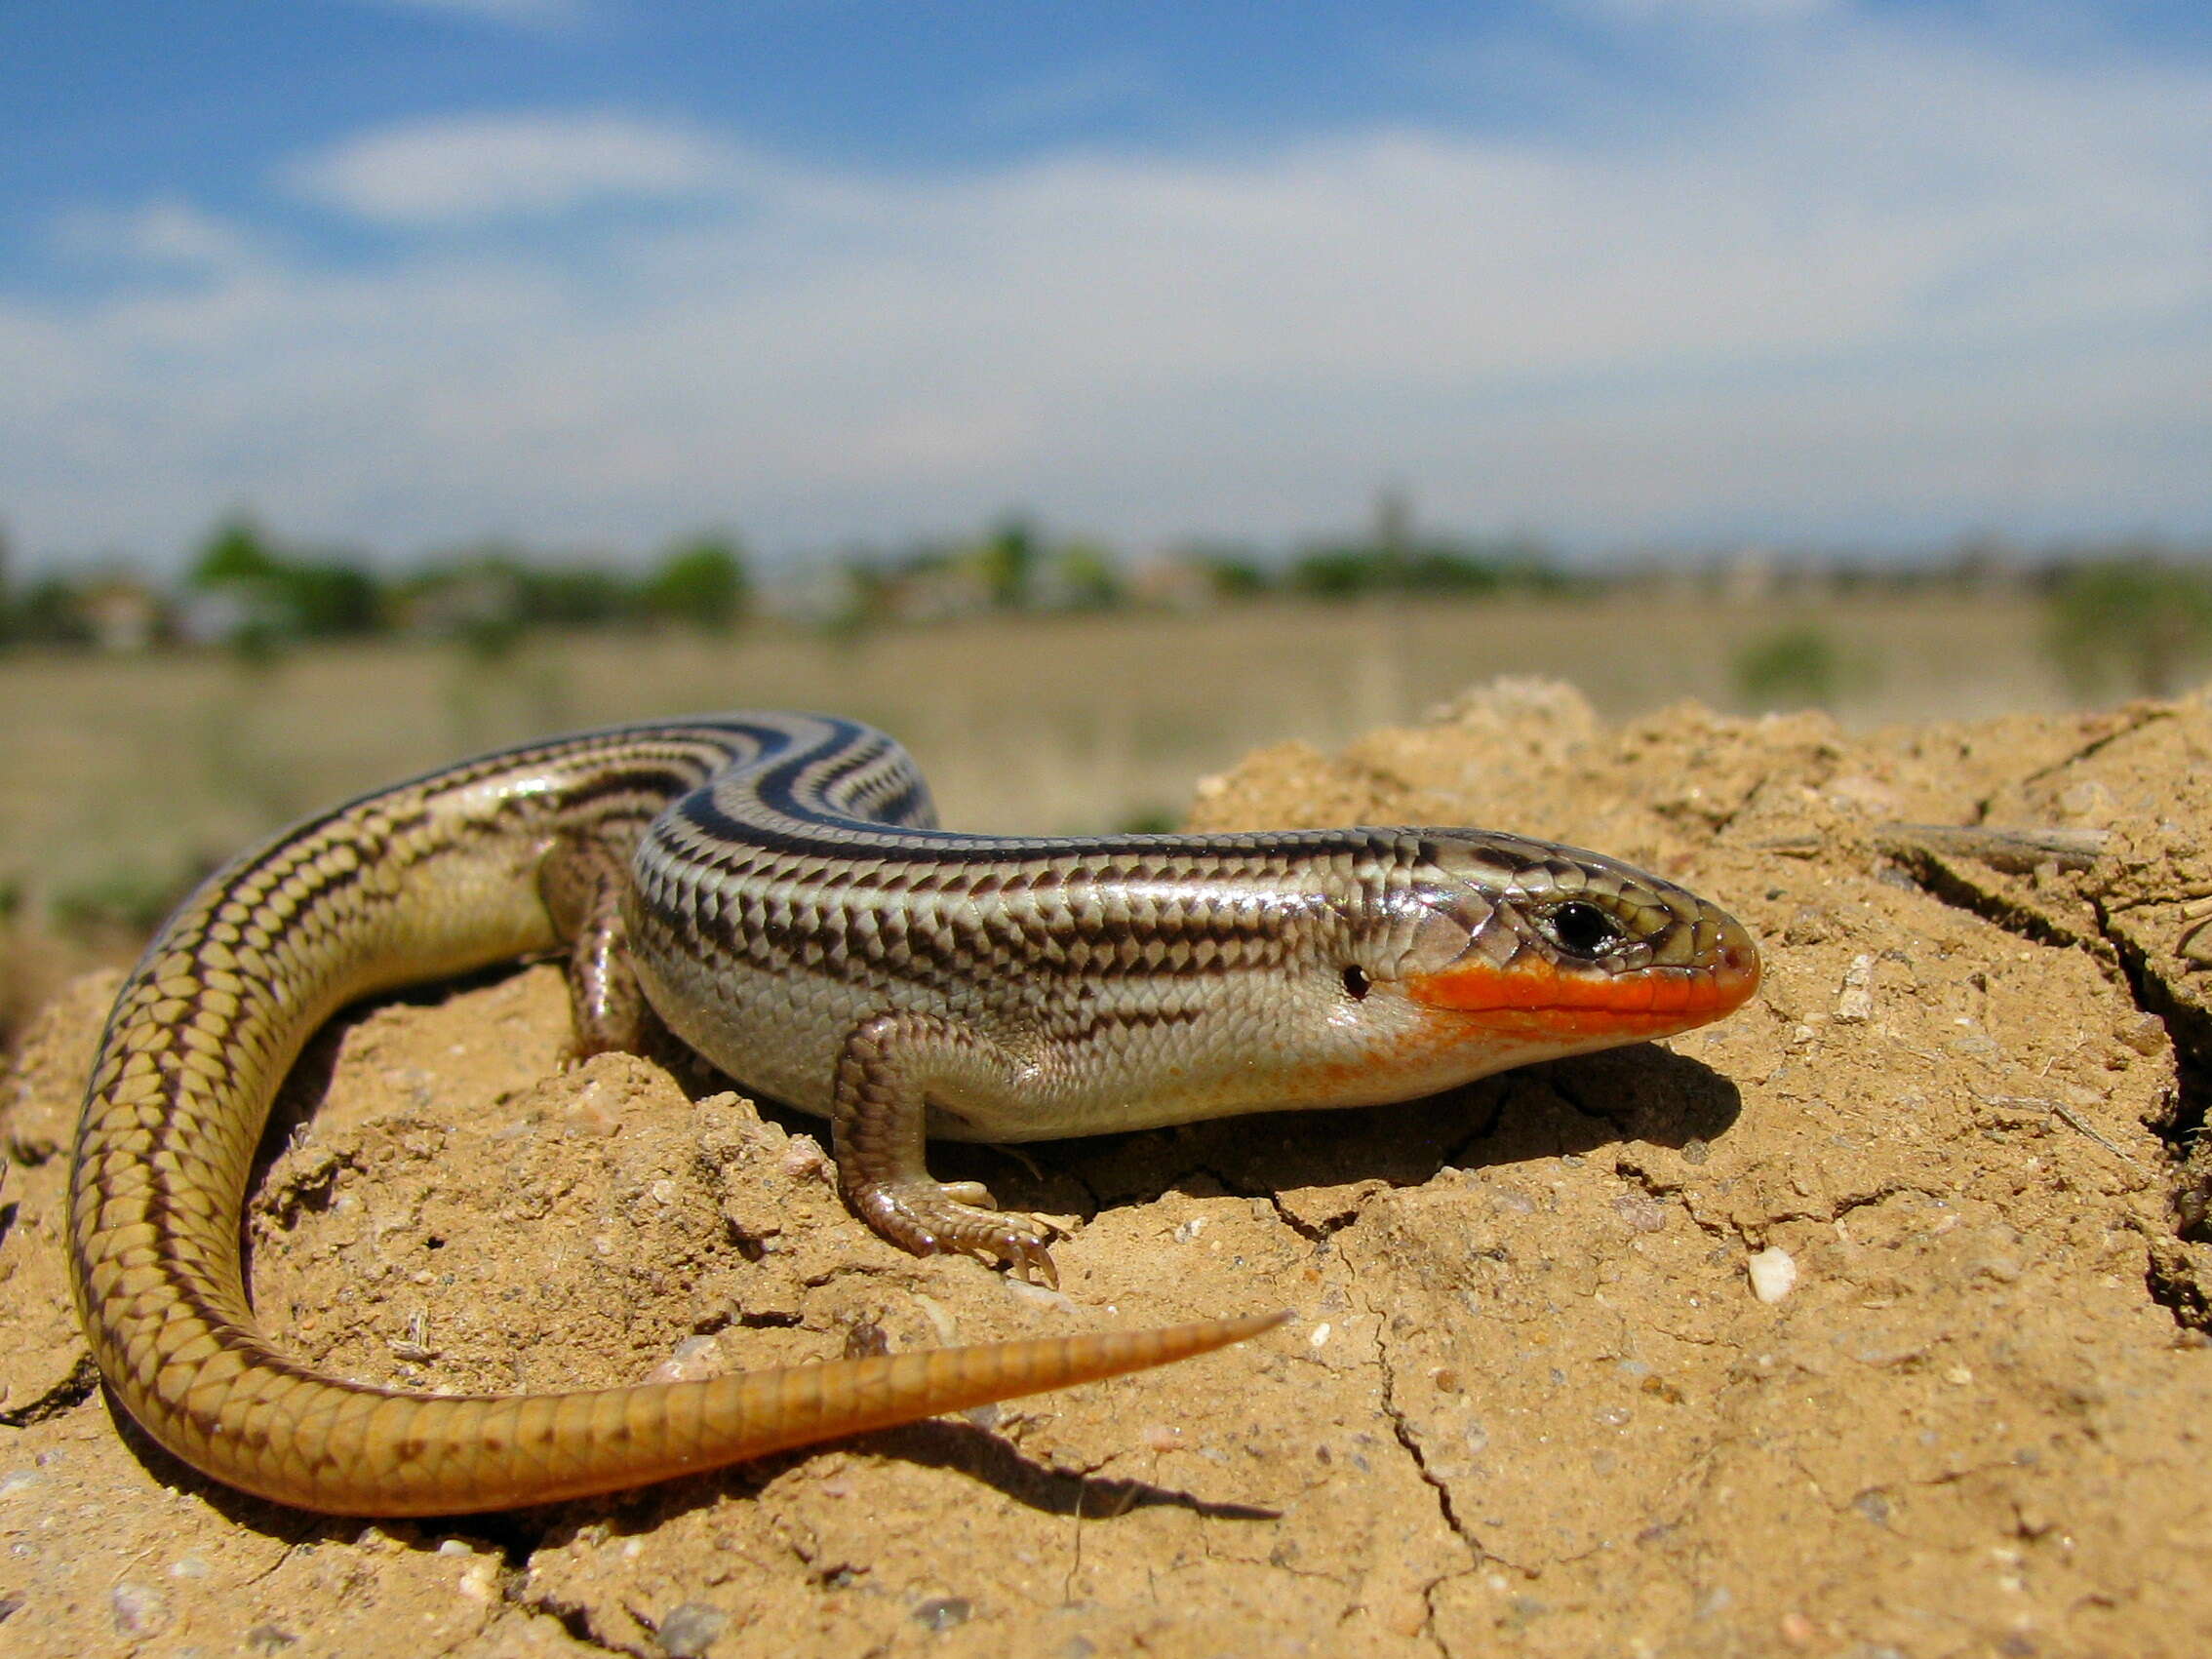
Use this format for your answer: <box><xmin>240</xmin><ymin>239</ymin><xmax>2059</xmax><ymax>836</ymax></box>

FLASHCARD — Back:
<box><xmin>7</xmin><ymin>574</ymin><xmax>99</xmax><ymax>646</ymax></box>
<box><xmin>1047</xmin><ymin>541</ymin><xmax>1125</xmax><ymax>612</ymax></box>
<box><xmin>1733</xmin><ymin>623</ymin><xmax>1851</xmax><ymax>710</ymax></box>
<box><xmin>52</xmin><ymin>866</ymin><xmax>195</xmax><ymax>934</ymax></box>
<box><xmin>1200</xmin><ymin>552</ymin><xmax>1269</xmax><ymax>599</ymax></box>
<box><xmin>1287</xmin><ymin>538</ymin><xmax>1565</xmax><ymax>601</ymax></box>
<box><xmin>2043</xmin><ymin>557</ymin><xmax>2212</xmax><ymax>698</ymax></box>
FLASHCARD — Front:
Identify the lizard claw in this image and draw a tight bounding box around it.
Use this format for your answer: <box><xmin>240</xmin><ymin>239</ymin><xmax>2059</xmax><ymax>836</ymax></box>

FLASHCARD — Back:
<box><xmin>850</xmin><ymin>1178</ymin><xmax>1061</xmax><ymax>1288</ymax></box>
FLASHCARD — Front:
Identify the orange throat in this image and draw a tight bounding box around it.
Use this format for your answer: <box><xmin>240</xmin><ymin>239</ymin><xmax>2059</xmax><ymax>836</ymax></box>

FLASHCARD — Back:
<box><xmin>1403</xmin><ymin>952</ymin><xmax>1761</xmax><ymax>1042</ymax></box>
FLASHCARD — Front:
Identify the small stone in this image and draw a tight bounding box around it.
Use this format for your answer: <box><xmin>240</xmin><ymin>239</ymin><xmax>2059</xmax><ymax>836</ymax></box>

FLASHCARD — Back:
<box><xmin>913</xmin><ymin>1596</ymin><xmax>972</xmax><ymax>1632</ymax></box>
<box><xmin>649</xmin><ymin>1334</ymin><xmax>728</xmax><ymax>1384</ymax></box>
<box><xmin>657</xmin><ymin>1600</ymin><xmax>731</xmax><ymax>1657</ymax></box>
<box><xmin>245</xmin><ymin>1623</ymin><xmax>299</xmax><ymax>1652</ymax></box>
<box><xmin>110</xmin><ymin>1584</ymin><xmax>173</xmax><ymax>1640</ymax></box>
<box><xmin>1836</xmin><ymin>954</ymin><xmax>1876</xmax><ymax>1022</ymax></box>
<box><xmin>1747</xmin><ymin>1246</ymin><xmax>1799</xmax><ymax>1304</ymax></box>
<box><xmin>2116</xmin><ymin>1013</ymin><xmax>2167</xmax><ymax>1057</ymax></box>
<box><xmin>1615</xmin><ymin>1193</ymin><xmax>1669</xmax><ymax>1233</ymax></box>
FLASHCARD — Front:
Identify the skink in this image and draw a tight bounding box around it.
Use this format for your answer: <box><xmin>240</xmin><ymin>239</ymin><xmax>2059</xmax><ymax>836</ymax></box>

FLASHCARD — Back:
<box><xmin>69</xmin><ymin>714</ymin><xmax>1759</xmax><ymax>1515</ymax></box>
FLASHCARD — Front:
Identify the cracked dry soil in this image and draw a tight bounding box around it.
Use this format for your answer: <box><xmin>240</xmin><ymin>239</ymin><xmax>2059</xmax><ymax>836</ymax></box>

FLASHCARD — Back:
<box><xmin>5</xmin><ymin>679</ymin><xmax>2212</xmax><ymax>1658</ymax></box>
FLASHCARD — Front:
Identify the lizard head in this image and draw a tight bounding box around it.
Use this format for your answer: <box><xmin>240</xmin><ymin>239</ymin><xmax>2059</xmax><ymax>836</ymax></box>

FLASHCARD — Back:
<box><xmin>1336</xmin><ymin>830</ymin><xmax>1760</xmax><ymax>1078</ymax></box>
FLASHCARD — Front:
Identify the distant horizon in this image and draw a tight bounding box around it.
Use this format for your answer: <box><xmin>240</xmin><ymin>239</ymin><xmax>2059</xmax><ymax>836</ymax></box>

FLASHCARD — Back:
<box><xmin>9</xmin><ymin>500</ymin><xmax>2195</xmax><ymax>587</ymax></box>
<box><xmin>5</xmin><ymin>1</ymin><xmax>2208</xmax><ymax>571</ymax></box>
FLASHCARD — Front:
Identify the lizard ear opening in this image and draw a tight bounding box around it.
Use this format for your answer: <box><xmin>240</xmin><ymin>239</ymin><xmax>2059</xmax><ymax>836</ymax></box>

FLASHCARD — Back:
<box><xmin>1341</xmin><ymin>965</ymin><xmax>1371</xmax><ymax>1001</ymax></box>
<box><xmin>1388</xmin><ymin>895</ymin><xmax>1494</xmax><ymax>980</ymax></box>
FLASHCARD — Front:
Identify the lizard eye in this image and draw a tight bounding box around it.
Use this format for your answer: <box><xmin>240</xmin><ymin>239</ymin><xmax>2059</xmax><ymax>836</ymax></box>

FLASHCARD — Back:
<box><xmin>1539</xmin><ymin>900</ymin><xmax>1623</xmax><ymax>960</ymax></box>
<box><xmin>1341</xmin><ymin>964</ymin><xmax>1371</xmax><ymax>1001</ymax></box>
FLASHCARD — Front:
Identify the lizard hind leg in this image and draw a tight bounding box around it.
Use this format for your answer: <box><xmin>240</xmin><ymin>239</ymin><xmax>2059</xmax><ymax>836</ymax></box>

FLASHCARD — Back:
<box><xmin>538</xmin><ymin>832</ymin><xmax>657</xmax><ymax>1060</ymax></box>
<box><xmin>832</xmin><ymin>1011</ymin><xmax>1062</xmax><ymax>1288</ymax></box>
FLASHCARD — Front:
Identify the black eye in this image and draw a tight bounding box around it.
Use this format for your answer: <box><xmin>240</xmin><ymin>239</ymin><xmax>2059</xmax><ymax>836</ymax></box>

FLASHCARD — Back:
<box><xmin>1341</xmin><ymin>965</ymin><xmax>1371</xmax><ymax>1000</ymax></box>
<box><xmin>1543</xmin><ymin>900</ymin><xmax>1622</xmax><ymax>959</ymax></box>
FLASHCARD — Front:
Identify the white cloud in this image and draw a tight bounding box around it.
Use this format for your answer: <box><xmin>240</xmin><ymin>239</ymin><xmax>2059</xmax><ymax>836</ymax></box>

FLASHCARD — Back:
<box><xmin>289</xmin><ymin>112</ymin><xmax>733</xmax><ymax>224</ymax></box>
<box><xmin>51</xmin><ymin>200</ymin><xmax>264</xmax><ymax>274</ymax></box>
<box><xmin>4</xmin><ymin>11</ymin><xmax>2207</xmax><ymax>565</ymax></box>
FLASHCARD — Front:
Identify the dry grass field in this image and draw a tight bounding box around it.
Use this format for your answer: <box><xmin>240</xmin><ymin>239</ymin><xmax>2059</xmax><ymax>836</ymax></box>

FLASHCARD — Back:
<box><xmin>0</xmin><ymin>591</ymin><xmax>2073</xmax><ymax>920</ymax></box>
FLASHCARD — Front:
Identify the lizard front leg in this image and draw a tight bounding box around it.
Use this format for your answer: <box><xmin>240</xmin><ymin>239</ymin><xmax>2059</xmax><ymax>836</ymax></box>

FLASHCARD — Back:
<box><xmin>832</xmin><ymin>1011</ymin><xmax>1062</xmax><ymax>1287</ymax></box>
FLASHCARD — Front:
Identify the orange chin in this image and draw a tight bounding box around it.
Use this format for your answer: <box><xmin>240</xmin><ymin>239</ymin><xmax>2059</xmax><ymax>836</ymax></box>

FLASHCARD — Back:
<box><xmin>1403</xmin><ymin>952</ymin><xmax>1761</xmax><ymax>1042</ymax></box>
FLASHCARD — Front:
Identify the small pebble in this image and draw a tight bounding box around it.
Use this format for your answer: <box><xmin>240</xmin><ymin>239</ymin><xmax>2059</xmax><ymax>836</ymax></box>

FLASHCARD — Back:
<box><xmin>1747</xmin><ymin>1246</ymin><xmax>1799</xmax><ymax>1304</ymax></box>
<box><xmin>657</xmin><ymin>1601</ymin><xmax>731</xmax><ymax>1657</ymax></box>
<box><xmin>110</xmin><ymin>1584</ymin><xmax>173</xmax><ymax>1640</ymax></box>
<box><xmin>649</xmin><ymin>1334</ymin><xmax>727</xmax><ymax>1383</ymax></box>
<box><xmin>913</xmin><ymin>1596</ymin><xmax>972</xmax><ymax>1632</ymax></box>
<box><xmin>1836</xmin><ymin>954</ymin><xmax>1876</xmax><ymax>1023</ymax></box>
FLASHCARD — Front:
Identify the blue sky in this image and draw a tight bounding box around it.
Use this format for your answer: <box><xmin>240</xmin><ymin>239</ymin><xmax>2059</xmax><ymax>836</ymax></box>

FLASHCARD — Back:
<box><xmin>4</xmin><ymin>0</ymin><xmax>2208</xmax><ymax>570</ymax></box>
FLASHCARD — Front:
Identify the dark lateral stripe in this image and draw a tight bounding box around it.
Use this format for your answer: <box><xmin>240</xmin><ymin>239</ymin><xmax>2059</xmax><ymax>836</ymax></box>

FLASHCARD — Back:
<box><xmin>548</xmin><ymin>764</ymin><xmax>707</xmax><ymax>817</ymax></box>
<box><xmin>667</xmin><ymin>783</ymin><xmax>1382</xmax><ymax>878</ymax></box>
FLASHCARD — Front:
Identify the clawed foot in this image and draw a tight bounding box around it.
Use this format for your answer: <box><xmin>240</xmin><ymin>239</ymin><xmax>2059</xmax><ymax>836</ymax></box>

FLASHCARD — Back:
<box><xmin>848</xmin><ymin>1177</ymin><xmax>1061</xmax><ymax>1287</ymax></box>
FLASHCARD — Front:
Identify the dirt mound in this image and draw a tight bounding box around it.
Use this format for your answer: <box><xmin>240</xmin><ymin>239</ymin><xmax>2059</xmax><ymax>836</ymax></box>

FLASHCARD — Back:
<box><xmin>4</xmin><ymin>684</ymin><xmax>2209</xmax><ymax>1657</ymax></box>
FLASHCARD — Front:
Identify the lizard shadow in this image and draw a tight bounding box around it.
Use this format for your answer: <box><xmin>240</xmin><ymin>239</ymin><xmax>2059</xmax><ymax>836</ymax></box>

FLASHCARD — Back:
<box><xmin>923</xmin><ymin>1041</ymin><xmax>1747</xmax><ymax>1237</ymax></box>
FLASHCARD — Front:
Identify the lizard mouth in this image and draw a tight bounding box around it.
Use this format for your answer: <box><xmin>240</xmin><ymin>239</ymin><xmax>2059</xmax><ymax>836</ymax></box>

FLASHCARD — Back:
<box><xmin>1402</xmin><ymin>933</ymin><xmax>1761</xmax><ymax>1041</ymax></box>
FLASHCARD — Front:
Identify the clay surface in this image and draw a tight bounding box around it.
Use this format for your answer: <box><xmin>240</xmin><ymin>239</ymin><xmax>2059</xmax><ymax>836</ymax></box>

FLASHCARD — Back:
<box><xmin>5</xmin><ymin>681</ymin><xmax>2210</xmax><ymax>1657</ymax></box>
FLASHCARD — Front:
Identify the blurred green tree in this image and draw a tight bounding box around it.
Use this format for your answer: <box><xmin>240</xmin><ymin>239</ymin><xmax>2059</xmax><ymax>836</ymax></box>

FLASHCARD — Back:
<box><xmin>2044</xmin><ymin>556</ymin><xmax>2212</xmax><ymax>698</ymax></box>
<box><xmin>974</xmin><ymin>515</ymin><xmax>1037</xmax><ymax>611</ymax></box>
<box><xmin>188</xmin><ymin>515</ymin><xmax>284</xmax><ymax>590</ymax></box>
<box><xmin>645</xmin><ymin>533</ymin><xmax>751</xmax><ymax>630</ymax></box>
<box><xmin>189</xmin><ymin>514</ymin><xmax>383</xmax><ymax>644</ymax></box>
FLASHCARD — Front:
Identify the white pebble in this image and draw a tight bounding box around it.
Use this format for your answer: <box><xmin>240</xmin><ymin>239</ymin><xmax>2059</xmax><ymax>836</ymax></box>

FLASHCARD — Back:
<box><xmin>1747</xmin><ymin>1246</ymin><xmax>1799</xmax><ymax>1304</ymax></box>
<box><xmin>1836</xmin><ymin>954</ymin><xmax>1876</xmax><ymax>1023</ymax></box>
